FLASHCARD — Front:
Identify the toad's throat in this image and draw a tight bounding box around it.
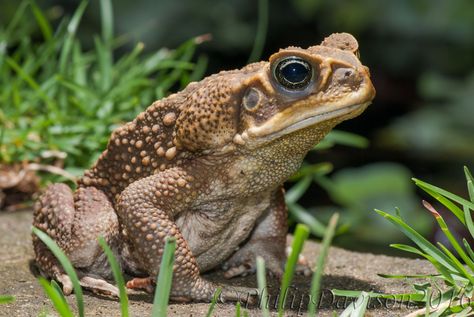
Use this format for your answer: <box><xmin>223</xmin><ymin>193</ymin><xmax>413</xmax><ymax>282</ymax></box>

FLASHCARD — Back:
<box><xmin>246</xmin><ymin>101</ymin><xmax>370</xmax><ymax>142</ymax></box>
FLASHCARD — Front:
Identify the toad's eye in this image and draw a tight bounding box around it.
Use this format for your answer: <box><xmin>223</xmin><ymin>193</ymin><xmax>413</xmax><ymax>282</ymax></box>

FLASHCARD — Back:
<box><xmin>273</xmin><ymin>57</ymin><xmax>313</xmax><ymax>90</ymax></box>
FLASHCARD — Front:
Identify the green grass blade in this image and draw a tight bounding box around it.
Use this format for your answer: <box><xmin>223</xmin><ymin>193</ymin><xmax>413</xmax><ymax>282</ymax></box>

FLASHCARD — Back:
<box><xmin>376</xmin><ymin>209</ymin><xmax>458</xmax><ymax>272</ymax></box>
<box><xmin>29</xmin><ymin>0</ymin><xmax>53</xmax><ymax>40</ymax></box>
<box><xmin>59</xmin><ymin>0</ymin><xmax>89</xmax><ymax>75</ymax></box>
<box><xmin>247</xmin><ymin>0</ymin><xmax>268</xmax><ymax>63</ymax></box>
<box><xmin>424</xmin><ymin>287</ymin><xmax>431</xmax><ymax>317</ymax></box>
<box><xmin>189</xmin><ymin>54</ymin><xmax>208</xmax><ymax>83</ymax></box>
<box><xmin>423</xmin><ymin>200</ymin><xmax>474</xmax><ymax>272</ymax></box>
<box><xmin>289</xmin><ymin>162</ymin><xmax>333</xmax><ymax>181</ymax></box>
<box><xmin>99</xmin><ymin>0</ymin><xmax>113</xmax><ymax>44</ymax></box>
<box><xmin>151</xmin><ymin>236</ymin><xmax>176</xmax><ymax>317</ymax></box>
<box><xmin>50</xmin><ymin>280</ymin><xmax>70</xmax><ymax>311</ymax></box>
<box><xmin>32</xmin><ymin>227</ymin><xmax>84</xmax><ymax>317</ymax></box>
<box><xmin>235</xmin><ymin>301</ymin><xmax>241</xmax><ymax>317</ymax></box>
<box><xmin>387</xmin><ymin>244</ymin><xmax>456</xmax><ymax>285</ymax></box>
<box><xmin>378</xmin><ymin>273</ymin><xmax>440</xmax><ymax>279</ymax></box>
<box><xmin>339</xmin><ymin>291</ymin><xmax>369</xmax><ymax>317</ymax></box>
<box><xmin>308</xmin><ymin>213</ymin><xmax>338</xmax><ymax>316</ymax></box>
<box><xmin>331</xmin><ymin>289</ymin><xmax>425</xmax><ymax>302</ymax></box>
<box><xmin>288</xmin><ymin>203</ymin><xmax>326</xmax><ymax>237</ymax></box>
<box><xmin>4</xmin><ymin>0</ymin><xmax>29</xmax><ymax>37</ymax></box>
<box><xmin>206</xmin><ymin>288</ymin><xmax>222</xmax><ymax>317</ymax></box>
<box><xmin>322</xmin><ymin>130</ymin><xmax>369</xmax><ymax>149</ymax></box>
<box><xmin>0</xmin><ymin>295</ymin><xmax>15</xmax><ymax>304</ymax></box>
<box><xmin>94</xmin><ymin>35</ymin><xmax>112</xmax><ymax>92</ymax></box>
<box><xmin>464</xmin><ymin>166</ymin><xmax>474</xmax><ymax>202</ymax></box>
<box><xmin>256</xmin><ymin>256</ymin><xmax>269</xmax><ymax>317</ymax></box>
<box><xmin>38</xmin><ymin>277</ymin><xmax>74</xmax><ymax>317</ymax></box>
<box><xmin>285</xmin><ymin>175</ymin><xmax>312</xmax><ymax>204</ymax></box>
<box><xmin>414</xmin><ymin>178</ymin><xmax>474</xmax><ymax>217</ymax></box>
<box><xmin>98</xmin><ymin>237</ymin><xmax>128</xmax><ymax>317</ymax></box>
<box><xmin>278</xmin><ymin>224</ymin><xmax>310</xmax><ymax>317</ymax></box>
<box><xmin>463</xmin><ymin>239</ymin><xmax>474</xmax><ymax>262</ymax></box>
<box><xmin>436</xmin><ymin>242</ymin><xmax>474</xmax><ymax>285</ymax></box>
<box><xmin>5</xmin><ymin>57</ymin><xmax>53</xmax><ymax>106</ymax></box>
<box><xmin>464</xmin><ymin>206</ymin><xmax>474</xmax><ymax>239</ymax></box>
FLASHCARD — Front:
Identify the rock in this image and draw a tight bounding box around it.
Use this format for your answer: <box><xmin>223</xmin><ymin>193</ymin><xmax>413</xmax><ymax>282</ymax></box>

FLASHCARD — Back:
<box><xmin>0</xmin><ymin>210</ymin><xmax>432</xmax><ymax>316</ymax></box>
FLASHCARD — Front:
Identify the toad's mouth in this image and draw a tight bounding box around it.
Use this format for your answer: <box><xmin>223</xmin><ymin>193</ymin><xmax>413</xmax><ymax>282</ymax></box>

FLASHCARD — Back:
<box><xmin>244</xmin><ymin>101</ymin><xmax>371</xmax><ymax>143</ymax></box>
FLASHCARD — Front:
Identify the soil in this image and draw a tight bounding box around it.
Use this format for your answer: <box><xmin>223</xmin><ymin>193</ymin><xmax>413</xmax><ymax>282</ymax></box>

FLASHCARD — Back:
<box><xmin>0</xmin><ymin>210</ymin><xmax>434</xmax><ymax>316</ymax></box>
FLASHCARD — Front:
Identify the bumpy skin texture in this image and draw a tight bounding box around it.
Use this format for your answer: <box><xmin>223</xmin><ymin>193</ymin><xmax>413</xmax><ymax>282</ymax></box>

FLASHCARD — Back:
<box><xmin>33</xmin><ymin>33</ymin><xmax>375</xmax><ymax>302</ymax></box>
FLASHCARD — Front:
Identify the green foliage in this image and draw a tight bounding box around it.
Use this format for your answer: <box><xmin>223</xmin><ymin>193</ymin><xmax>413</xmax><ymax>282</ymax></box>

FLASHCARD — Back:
<box><xmin>335</xmin><ymin>166</ymin><xmax>474</xmax><ymax>316</ymax></box>
<box><xmin>0</xmin><ymin>0</ymin><xmax>204</xmax><ymax>175</ymax></box>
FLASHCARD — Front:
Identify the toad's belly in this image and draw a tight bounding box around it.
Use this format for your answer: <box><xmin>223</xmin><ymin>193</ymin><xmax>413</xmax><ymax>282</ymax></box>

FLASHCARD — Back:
<box><xmin>175</xmin><ymin>195</ymin><xmax>271</xmax><ymax>272</ymax></box>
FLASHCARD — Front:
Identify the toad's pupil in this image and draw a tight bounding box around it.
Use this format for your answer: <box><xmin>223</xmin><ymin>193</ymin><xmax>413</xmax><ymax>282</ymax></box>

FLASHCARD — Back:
<box><xmin>275</xmin><ymin>57</ymin><xmax>312</xmax><ymax>90</ymax></box>
<box><xmin>281</xmin><ymin>62</ymin><xmax>307</xmax><ymax>83</ymax></box>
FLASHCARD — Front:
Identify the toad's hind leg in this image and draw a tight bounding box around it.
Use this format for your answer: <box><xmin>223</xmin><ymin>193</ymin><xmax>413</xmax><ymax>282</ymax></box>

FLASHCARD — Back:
<box><xmin>117</xmin><ymin>169</ymin><xmax>257</xmax><ymax>302</ymax></box>
<box><xmin>33</xmin><ymin>184</ymin><xmax>120</xmax><ymax>296</ymax></box>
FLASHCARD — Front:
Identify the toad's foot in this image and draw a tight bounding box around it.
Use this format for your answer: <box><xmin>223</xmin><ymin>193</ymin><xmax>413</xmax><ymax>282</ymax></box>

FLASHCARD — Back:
<box><xmin>127</xmin><ymin>276</ymin><xmax>257</xmax><ymax>303</ymax></box>
<box><xmin>222</xmin><ymin>238</ymin><xmax>286</xmax><ymax>280</ymax></box>
<box><xmin>222</xmin><ymin>242</ymin><xmax>313</xmax><ymax>280</ymax></box>
<box><xmin>285</xmin><ymin>246</ymin><xmax>313</xmax><ymax>277</ymax></box>
<box><xmin>126</xmin><ymin>277</ymin><xmax>154</xmax><ymax>294</ymax></box>
<box><xmin>57</xmin><ymin>274</ymin><xmax>119</xmax><ymax>297</ymax></box>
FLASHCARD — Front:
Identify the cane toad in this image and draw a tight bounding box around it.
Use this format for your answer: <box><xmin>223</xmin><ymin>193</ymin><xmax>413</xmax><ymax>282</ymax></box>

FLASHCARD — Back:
<box><xmin>33</xmin><ymin>33</ymin><xmax>375</xmax><ymax>302</ymax></box>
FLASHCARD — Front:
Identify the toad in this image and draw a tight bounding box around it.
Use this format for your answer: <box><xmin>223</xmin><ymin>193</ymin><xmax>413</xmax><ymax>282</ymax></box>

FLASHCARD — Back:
<box><xmin>33</xmin><ymin>33</ymin><xmax>375</xmax><ymax>302</ymax></box>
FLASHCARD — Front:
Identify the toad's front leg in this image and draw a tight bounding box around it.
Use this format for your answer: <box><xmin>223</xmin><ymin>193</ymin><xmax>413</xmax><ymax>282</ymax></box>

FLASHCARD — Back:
<box><xmin>117</xmin><ymin>167</ymin><xmax>255</xmax><ymax>302</ymax></box>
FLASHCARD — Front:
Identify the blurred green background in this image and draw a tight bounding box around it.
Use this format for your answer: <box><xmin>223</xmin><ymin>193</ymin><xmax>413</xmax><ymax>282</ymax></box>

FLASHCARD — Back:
<box><xmin>1</xmin><ymin>0</ymin><xmax>473</xmax><ymax>255</ymax></box>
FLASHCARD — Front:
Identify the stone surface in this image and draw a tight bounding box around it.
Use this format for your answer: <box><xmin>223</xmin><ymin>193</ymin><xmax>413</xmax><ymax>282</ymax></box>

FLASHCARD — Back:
<box><xmin>0</xmin><ymin>210</ymin><xmax>433</xmax><ymax>316</ymax></box>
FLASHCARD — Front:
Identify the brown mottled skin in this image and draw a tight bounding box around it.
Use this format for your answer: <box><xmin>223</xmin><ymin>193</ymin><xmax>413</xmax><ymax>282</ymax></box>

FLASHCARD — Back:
<box><xmin>33</xmin><ymin>33</ymin><xmax>375</xmax><ymax>302</ymax></box>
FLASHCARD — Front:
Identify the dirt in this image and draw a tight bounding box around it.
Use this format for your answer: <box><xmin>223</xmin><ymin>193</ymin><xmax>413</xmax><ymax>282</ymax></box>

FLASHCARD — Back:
<box><xmin>0</xmin><ymin>210</ymin><xmax>434</xmax><ymax>316</ymax></box>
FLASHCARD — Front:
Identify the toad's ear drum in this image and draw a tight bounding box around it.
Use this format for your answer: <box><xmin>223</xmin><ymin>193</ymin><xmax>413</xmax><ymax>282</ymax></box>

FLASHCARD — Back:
<box><xmin>320</xmin><ymin>33</ymin><xmax>360</xmax><ymax>58</ymax></box>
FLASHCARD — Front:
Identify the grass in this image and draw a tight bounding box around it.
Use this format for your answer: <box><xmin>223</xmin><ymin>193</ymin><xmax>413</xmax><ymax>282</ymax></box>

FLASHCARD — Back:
<box><xmin>0</xmin><ymin>0</ymin><xmax>205</xmax><ymax>176</ymax></box>
<box><xmin>333</xmin><ymin>166</ymin><xmax>474</xmax><ymax>316</ymax></box>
